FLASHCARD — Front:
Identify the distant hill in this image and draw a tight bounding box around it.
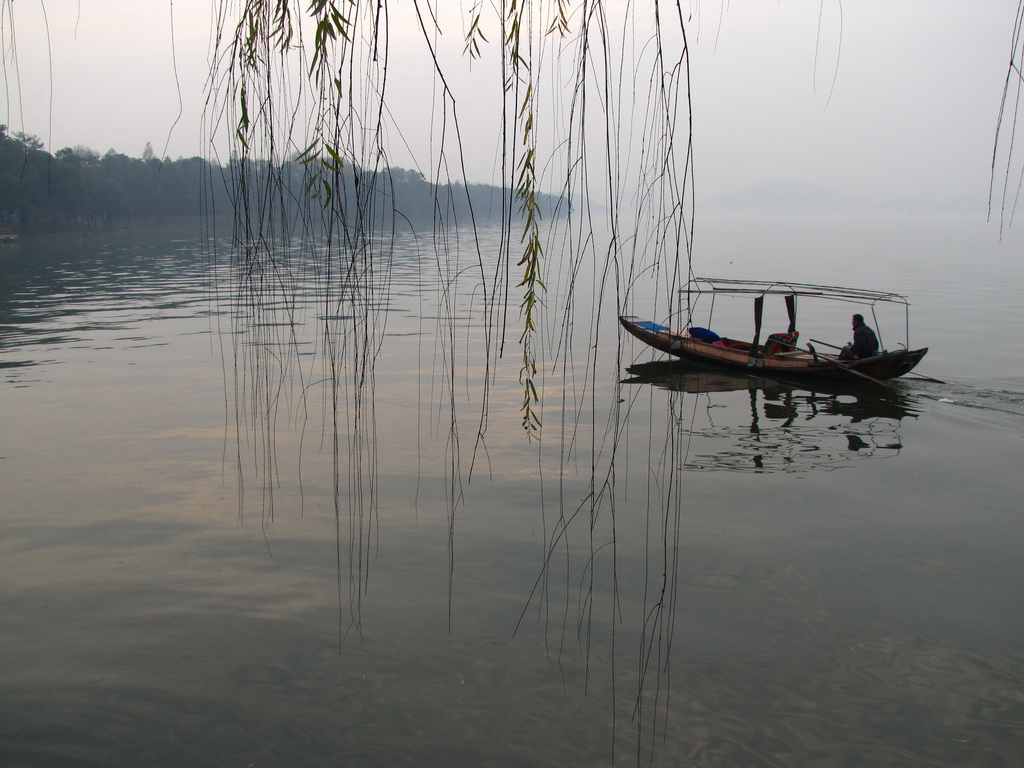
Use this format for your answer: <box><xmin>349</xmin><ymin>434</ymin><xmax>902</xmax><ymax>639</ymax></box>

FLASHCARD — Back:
<box><xmin>699</xmin><ymin>180</ymin><xmax>984</xmax><ymax>216</ymax></box>
<box><xmin>0</xmin><ymin>126</ymin><xmax>563</xmax><ymax>233</ymax></box>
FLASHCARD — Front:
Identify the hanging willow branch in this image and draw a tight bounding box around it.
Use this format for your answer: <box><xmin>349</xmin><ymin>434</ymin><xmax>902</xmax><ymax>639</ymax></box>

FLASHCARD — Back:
<box><xmin>504</xmin><ymin>0</ymin><xmax>549</xmax><ymax>439</ymax></box>
<box><xmin>990</xmin><ymin>0</ymin><xmax>1024</xmax><ymax>233</ymax></box>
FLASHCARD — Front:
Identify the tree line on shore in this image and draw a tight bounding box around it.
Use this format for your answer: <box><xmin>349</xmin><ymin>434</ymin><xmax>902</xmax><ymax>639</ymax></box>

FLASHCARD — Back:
<box><xmin>0</xmin><ymin>126</ymin><xmax>562</xmax><ymax>233</ymax></box>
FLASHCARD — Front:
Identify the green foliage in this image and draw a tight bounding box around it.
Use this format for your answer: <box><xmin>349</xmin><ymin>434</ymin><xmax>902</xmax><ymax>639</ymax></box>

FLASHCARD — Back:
<box><xmin>212</xmin><ymin>1</ymin><xmax>693</xmax><ymax>447</ymax></box>
<box><xmin>309</xmin><ymin>0</ymin><xmax>352</xmax><ymax>76</ymax></box>
<box><xmin>464</xmin><ymin>4</ymin><xmax>488</xmax><ymax>60</ymax></box>
<box><xmin>498</xmin><ymin>1</ymin><xmax>571</xmax><ymax>439</ymax></box>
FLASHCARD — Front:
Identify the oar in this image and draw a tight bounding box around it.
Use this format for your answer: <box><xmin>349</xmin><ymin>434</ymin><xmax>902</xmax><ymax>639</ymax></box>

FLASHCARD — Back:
<box><xmin>811</xmin><ymin>338</ymin><xmax>948</xmax><ymax>384</ymax></box>
<box><xmin>809</xmin><ymin>338</ymin><xmax>844</xmax><ymax>351</ymax></box>
<box><xmin>815</xmin><ymin>355</ymin><xmax>906</xmax><ymax>391</ymax></box>
<box><xmin>805</xmin><ymin>340</ymin><xmax>902</xmax><ymax>389</ymax></box>
<box><xmin>899</xmin><ymin>370</ymin><xmax>948</xmax><ymax>384</ymax></box>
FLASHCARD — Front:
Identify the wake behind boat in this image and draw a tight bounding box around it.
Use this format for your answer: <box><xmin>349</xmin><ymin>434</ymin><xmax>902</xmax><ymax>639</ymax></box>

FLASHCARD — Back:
<box><xmin>620</xmin><ymin>277</ymin><xmax>929</xmax><ymax>383</ymax></box>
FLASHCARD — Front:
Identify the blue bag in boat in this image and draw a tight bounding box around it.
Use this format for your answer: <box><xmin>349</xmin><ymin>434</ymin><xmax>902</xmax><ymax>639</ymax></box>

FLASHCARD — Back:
<box><xmin>634</xmin><ymin>320</ymin><xmax>669</xmax><ymax>333</ymax></box>
<box><xmin>688</xmin><ymin>327</ymin><xmax>720</xmax><ymax>343</ymax></box>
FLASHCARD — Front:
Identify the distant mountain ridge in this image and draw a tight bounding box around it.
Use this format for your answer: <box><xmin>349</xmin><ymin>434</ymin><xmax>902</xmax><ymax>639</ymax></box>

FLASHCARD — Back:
<box><xmin>700</xmin><ymin>180</ymin><xmax>984</xmax><ymax>216</ymax></box>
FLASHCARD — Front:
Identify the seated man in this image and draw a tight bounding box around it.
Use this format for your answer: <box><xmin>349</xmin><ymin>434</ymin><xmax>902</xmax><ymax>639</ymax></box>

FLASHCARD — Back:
<box><xmin>838</xmin><ymin>314</ymin><xmax>879</xmax><ymax>360</ymax></box>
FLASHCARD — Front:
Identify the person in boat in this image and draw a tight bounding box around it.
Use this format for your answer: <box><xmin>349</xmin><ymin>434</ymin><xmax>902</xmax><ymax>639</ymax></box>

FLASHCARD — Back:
<box><xmin>838</xmin><ymin>314</ymin><xmax>879</xmax><ymax>360</ymax></box>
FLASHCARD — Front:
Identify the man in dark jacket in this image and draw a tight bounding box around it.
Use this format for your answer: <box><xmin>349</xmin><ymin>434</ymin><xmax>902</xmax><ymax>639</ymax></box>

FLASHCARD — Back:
<box><xmin>839</xmin><ymin>314</ymin><xmax>879</xmax><ymax>360</ymax></box>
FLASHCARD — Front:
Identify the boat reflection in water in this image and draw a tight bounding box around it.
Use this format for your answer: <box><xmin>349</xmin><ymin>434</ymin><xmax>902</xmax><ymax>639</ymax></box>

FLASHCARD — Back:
<box><xmin>622</xmin><ymin>360</ymin><xmax>920</xmax><ymax>472</ymax></box>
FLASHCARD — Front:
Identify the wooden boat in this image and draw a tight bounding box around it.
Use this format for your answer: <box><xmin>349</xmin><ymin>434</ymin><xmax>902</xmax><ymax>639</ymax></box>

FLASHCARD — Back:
<box><xmin>620</xmin><ymin>277</ymin><xmax>929</xmax><ymax>383</ymax></box>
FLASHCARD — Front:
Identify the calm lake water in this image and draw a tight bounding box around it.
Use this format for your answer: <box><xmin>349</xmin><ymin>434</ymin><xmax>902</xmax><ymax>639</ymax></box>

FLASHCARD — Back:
<box><xmin>2</xmin><ymin>215</ymin><xmax>1022</xmax><ymax>767</ymax></box>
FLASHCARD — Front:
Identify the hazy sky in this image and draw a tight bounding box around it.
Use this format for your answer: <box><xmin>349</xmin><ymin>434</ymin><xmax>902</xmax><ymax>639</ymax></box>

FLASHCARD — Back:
<box><xmin>2</xmin><ymin>1</ymin><xmax>1019</xmax><ymax>202</ymax></box>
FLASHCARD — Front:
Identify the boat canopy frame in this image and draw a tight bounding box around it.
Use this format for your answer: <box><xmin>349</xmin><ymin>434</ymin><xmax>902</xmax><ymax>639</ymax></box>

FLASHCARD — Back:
<box><xmin>679</xmin><ymin>277</ymin><xmax>915</xmax><ymax>353</ymax></box>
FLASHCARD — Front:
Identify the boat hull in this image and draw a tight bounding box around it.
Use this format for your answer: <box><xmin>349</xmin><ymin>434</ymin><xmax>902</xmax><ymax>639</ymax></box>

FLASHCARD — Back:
<box><xmin>619</xmin><ymin>316</ymin><xmax>928</xmax><ymax>382</ymax></box>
